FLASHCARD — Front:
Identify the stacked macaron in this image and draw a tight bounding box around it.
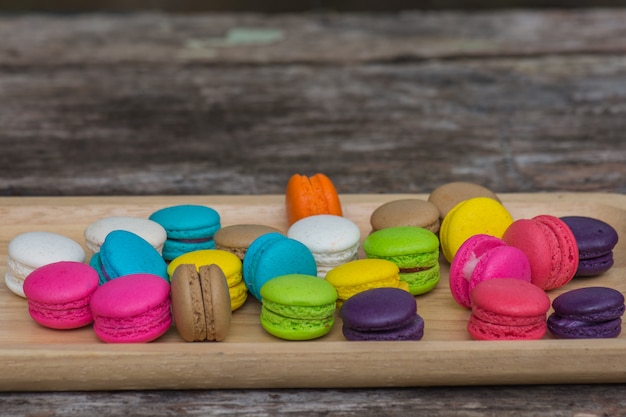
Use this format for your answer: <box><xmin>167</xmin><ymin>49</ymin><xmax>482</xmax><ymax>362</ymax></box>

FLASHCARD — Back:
<box><xmin>560</xmin><ymin>216</ymin><xmax>619</xmax><ymax>277</ymax></box>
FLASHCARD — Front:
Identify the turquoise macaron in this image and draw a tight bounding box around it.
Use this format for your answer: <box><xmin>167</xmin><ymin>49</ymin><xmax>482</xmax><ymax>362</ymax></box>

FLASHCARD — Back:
<box><xmin>149</xmin><ymin>204</ymin><xmax>221</xmax><ymax>261</ymax></box>
<box><xmin>243</xmin><ymin>232</ymin><xmax>317</xmax><ymax>301</ymax></box>
<box><xmin>89</xmin><ymin>230</ymin><xmax>169</xmax><ymax>284</ymax></box>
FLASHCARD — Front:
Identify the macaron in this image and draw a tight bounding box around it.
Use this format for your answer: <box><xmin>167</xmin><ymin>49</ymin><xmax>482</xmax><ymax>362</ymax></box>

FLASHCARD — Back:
<box><xmin>84</xmin><ymin>216</ymin><xmax>167</xmax><ymax>256</ymax></box>
<box><xmin>467</xmin><ymin>278</ymin><xmax>551</xmax><ymax>340</ymax></box>
<box><xmin>340</xmin><ymin>287</ymin><xmax>425</xmax><ymax>341</ymax></box>
<box><xmin>288</xmin><ymin>214</ymin><xmax>361</xmax><ymax>278</ymax></box>
<box><xmin>90</xmin><ymin>273</ymin><xmax>172</xmax><ymax>343</ymax></box>
<box><xmin>259</xmin><ymin>274</ymin><xmax>338</xmax><ymax>340</ymax></box>
<box><xmin>449</xmin><ymin>234</ymin><xmax>532</xmax><ymax>308</ymax></box>
<box><xmin>547</xmin><ymin>287</ymin><xmax>625</xmax><ymax>339</ymax></box>
<box><xmin>149</xmin><ymin>204</ymin><xmax>221</xmax><ymax>261</ymax></box>
<box><xmin>439</xmin><ymin>197</ymin><xmax>513</xmax><ymax>263</ymax></box>
<box><xmin>362</xmin><ymin>226</ymin><xmax>440</xmax><ymax>296</ymax></box>
<box><xmin>167</xmin><ymin>249</ymin><xmax>247</xmax><ymax>311</ymax></box>
<box><xmin>369</xmin><ymin>199</ymin><xmax>441</xmax><ymax>234</ymax></box>
<box><xmin>5</xmin><ymin>231</ymin><xmax>86</xmax><ymax>298</ymax></box>
<box><xmin>243</xmin><ymin>233</ymin><xmax>317</xmax><ymax>301</ymax></box>
<box><xmin>89</xmin><ymin>230</ymin><xmax>168</xmax><ymax>285</ymax></box>
<box><xmin>560</xmin><ymin>216</ymin><xmax>619</xmax><ymax>276</ymax></box>
<box><xmin>170</xmin><ymin>264</ymin><xmax>232</xmax><ymax>342</ymax></box>
<box><xmin>428</xmin><ymin>182</ymin><xmax>500</xmax><ymax>220</ymax></box>
<box><xmin>325</xmin><ymin>259</ymin><xmax>410</xmax><ymax>305</ymax></box>
<box><xmin>214</xmin><ymin>224</ymin><xmax>284</xmax><ymax>261</ymax></box>
<box><xmin>23</xmin><ymin>261</ymin><xmax>100</xmax><ymax>329</ymax></box>
<box><xmin>285</xmin><ymin>173</ymin><xmax>343</xmax><ymax>226</ymax></box>
<box><xmin>502</xmin><ymin>215</ymin><xmax>579</xmax><ymax>290</ymax></box>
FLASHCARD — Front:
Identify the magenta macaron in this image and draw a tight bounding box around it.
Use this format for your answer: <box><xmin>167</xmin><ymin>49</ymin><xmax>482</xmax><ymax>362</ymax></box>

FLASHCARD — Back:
<box><xmin>23</xmin><ymin>261</ymin><xmax>100</xmax><ymax>330</ymax></box>
<box><xmin>90</xmin><ymin>273</ymin><xmax>172</xmax><ymax>343</ymax></box>
<box><xmin>449</xmin><ymin>234</ymin><xmax>532</xmax><ymax>308</ymax></box>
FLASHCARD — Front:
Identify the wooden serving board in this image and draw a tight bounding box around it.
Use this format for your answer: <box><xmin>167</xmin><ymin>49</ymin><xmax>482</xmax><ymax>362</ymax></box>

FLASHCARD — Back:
<box><xmin>0</xmin><ymin>193</ymin><xmax>624</xmax><ymax>391</ymax></box>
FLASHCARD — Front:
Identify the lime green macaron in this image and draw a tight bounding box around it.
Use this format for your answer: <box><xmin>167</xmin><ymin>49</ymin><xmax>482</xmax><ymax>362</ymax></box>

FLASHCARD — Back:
<box><xmin>259</xmin><ymin>274</ymin><xmax>338</xmax><ymax>340</ymax></box>
<box><xmin>363</xmin><ymin>226</ymin><xmax>441</xmax><ymax>295</ymax></box>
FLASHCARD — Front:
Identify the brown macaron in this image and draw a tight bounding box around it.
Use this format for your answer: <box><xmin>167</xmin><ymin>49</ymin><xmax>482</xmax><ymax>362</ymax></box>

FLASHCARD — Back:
<box><xmin>214</xmin><ymin>224</ymin><xmax>284</xmax><ymax>260</ymax></box>
<box><xmin>170</xmin><ymin>263</ymin><xmax>232</xmax><ymax>342</ymax></box>
<box><xmin>370</xmin><ymin>199</ymin><xmax>441</xmax><ymax>234</ymax></box>
<box><xmin>428</xmin><ymin>182</ymin><xmax>500</xmax><ymax>219</ymax></box>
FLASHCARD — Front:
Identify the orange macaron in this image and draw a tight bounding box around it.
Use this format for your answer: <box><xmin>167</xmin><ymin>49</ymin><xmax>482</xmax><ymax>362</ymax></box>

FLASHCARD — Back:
<box><xmin>285</xmin><ymin>173</ymin><xmax>343</xmax><ymax>226</ymax></box>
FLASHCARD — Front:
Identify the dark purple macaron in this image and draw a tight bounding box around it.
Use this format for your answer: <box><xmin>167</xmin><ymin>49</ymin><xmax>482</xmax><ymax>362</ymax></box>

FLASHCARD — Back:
<box><xmin>340</xmin><ymin>288</ymin><xmax>424</xmax><ymax>341</ymax></box>
<box><xmin>560</xmin><ymin>216</ymin><xmax>619</xmax><ymax>276</ymax></box>
<box><xmin>547</xmin><ymin>287</ymin><xmax>625</xmax><ymax>339</ymax></box>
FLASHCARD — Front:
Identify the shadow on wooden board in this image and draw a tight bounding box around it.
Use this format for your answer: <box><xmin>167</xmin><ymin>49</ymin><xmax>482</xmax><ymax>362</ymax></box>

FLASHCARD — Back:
<box><xmin>1</xmin><ymin>0</ymin><xmax>626</xmax><ymax>12</ymax></box>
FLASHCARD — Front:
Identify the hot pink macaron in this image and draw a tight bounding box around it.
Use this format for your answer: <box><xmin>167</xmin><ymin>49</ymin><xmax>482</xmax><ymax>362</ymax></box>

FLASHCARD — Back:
<box><xmin>502</xmin><ymin>215</ymin><xmax>579</xmax><ymax>290</ymax></box>
<box><xmin>90</xmin><ymin>273</ymin><xmax>172</xmax><ymax>343</ymax></box>
<box><xmin>449</xmin><ymin>234</ymin><xmax>532</xmax><ymax>308</ymax></box>
<box><xmin>23</xmin><ymin>261</ymin><xmax>100</xmax><ymax>329</ymax></box>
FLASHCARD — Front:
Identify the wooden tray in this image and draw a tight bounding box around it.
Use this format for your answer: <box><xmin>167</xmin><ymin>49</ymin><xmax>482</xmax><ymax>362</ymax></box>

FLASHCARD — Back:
<box><xmin>0</xmin><ymin>193</ymin><xmax>624</xmax><ymax>391</ymax></box>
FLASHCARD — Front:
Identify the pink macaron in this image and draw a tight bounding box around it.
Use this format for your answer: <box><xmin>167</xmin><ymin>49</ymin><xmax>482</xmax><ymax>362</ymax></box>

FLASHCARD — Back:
<box><xmin>449</xmin><ymin>234</ymin><xmax>532</xmax><ymax>308</ymax></box>
<box><xmin>23</xmin><ymin>261</ymin><xmax>100</xmax><ymax>329</ymax></box>
<box><xmin>90</xmin><ymin>273</ymin><xmax>172</xmax><ymax>343</ymax></box>
<box><xmin>502</xmin><ymin>215</ymin><xmax>579</xmax><ymax>290</ymax></box>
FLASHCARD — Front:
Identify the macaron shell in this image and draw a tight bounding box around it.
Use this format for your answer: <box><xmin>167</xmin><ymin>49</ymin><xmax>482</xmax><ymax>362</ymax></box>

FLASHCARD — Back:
<box><xmin>170</xmin><ymin>264</ymin><xmax>207</xmax><ymax>341</ymax></box>
<box><xmin>369</xmin><ymin>199</ymin><xmax>441</xmax><ymax>233</ymax></box>
<box><xmin>199</xmin><ymin>265</ymin><xmax>232</xmax><ymax>341</ymax></box>
<box><xmin>342</xmin><ymin>316</ymin><xmax>425</xmax><ymax>341</ymax></box>
<box><xmin>468</xmin><ymin>246</ymin><xmax>532</xmax><ymax>294</ymax></box>
<box><xmin>547</xmin><ymin>315</ymin><xmax>622</xmax><ymax>339</ymax></box>
<box><xmin>340</xmin><ymin>288</ymin><xmax>417</xmax><ymax>331</ymax></box>
<box><xmin>214</xmin><ymin>224</ymin><xmax>284</xmax><ymax>260</ymax></box>
<box><xmin>325</xmin><ymin>259</ymin><xmax>408</xmax><ymax>302</ymax></box>
<box><xmin>428</xmin><ymin>182</ymin><xmax>500</xmax><ymax>219</ymax></box>
<box><xmin>533</xmin><ymin>215</ymin><xmax>578</xmax><ymax>290</ymax></box>
<box><xmin>440</xmin><ymin>197</ymin><xmax>513</xmax><ymax>263</ymax></box>
<box><xmin>550</xmin><ymin>287</ymin><xmax>625</xmax><ymax>322</ymax></box>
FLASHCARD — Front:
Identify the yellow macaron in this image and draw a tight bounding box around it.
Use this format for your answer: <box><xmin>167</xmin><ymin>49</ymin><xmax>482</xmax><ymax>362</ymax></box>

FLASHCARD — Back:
<box><xmin>168</xmin><ymin>249</ymin><xmax>247</xmax><ymax>311</ymax></box>
<box><xmin>439</xmin><ymin>197</ymin><xmax>514</xmax><ymax>263</ymax></box>
<box><xmin>325</xmin><ymin>259</ymin><xmax>410</xmax><ymax>304</ymax></box>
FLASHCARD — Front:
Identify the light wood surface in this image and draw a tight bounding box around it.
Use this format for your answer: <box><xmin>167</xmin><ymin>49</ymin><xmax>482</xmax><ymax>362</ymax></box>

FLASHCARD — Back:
<box><xmin>1</xmin><ymin>193</ymin><xmax>624</xmax><ymax>391</ymax></box>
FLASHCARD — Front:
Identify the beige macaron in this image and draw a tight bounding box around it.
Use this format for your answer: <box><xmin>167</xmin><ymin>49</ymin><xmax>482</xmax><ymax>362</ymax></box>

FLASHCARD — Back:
<box><xmin>370</xmin><ymin>199</ymin><xmax>441</xmax><ymax>234</ymax></box>
<box><xmin>214</xmin><ymin>224</ymin><xmax>284</xmax><ymax>260</ymax></box>
<box><xmin>170</xmin><ymin>264</ymin><xmax>232</xmax><ymax>342</ymax></box>
<box><xmin>428</xmin><ymin>182</ymin><xmax>501</xmax><ymax>219</ymax></box>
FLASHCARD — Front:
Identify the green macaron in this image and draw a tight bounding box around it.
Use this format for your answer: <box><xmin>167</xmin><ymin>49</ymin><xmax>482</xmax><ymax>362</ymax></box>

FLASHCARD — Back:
<box><xmin>363</xmin><ymin>226</ymin><xmax>440</xmax><ymax>295</ymax></box>
<box><xmin>259</xmin><ymin>274</ymin><xmax>338</xmax><ymax>340</ymax></box>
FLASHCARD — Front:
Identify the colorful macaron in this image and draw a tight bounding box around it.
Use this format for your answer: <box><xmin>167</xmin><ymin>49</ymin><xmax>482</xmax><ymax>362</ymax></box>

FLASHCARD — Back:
<box><xmin>325</xmin><ymin>259</ymin><xmax>410</xmax><ymax>305</ymax></box>
<box><xmin>547</xmin><ymin>287</ymin><xmax>624</xmax><ymax>339</ymax></box>
<box><xmin>170</xmin><ymin>264</ymin><xmax>232</xmax><ymax>342</ymax></box>
<box><xmin>214</xmin><ymin>224</ymin><xmax>284</xmax><ymax>261</ymax></box>
<box><xmin>502</xmin><ymin>215</ymin><xmax>579</xmax><ymax>290</ymax></box>
<box><xmin>288</xmin><ymin>214</ymin><xmax>361</xmax><ymax>278</ymax></box>
<box><xmin>90</xmin><ymin>273</ymin><xmax>172</xmax><ymax>343</ymax></box>
<box><xmin>243</xmin><ymin>233</ymin><xmax>317</xmax><ymax>301</ymax></box>
<box><xmin>23</xmin><ymin>261</ymin><xmax>100</xmax><ymax>329</ymax></box>
<box><xmin>149</xmin><ymin>204</ymin><xmax>221</xmax><ymax>261</ymax></box>
<box><xmin>449</xmin><ymin>234</ymin><xmax>532</xmax><ymax>308</ymax></box>
<box><xmin>467</xmin><ymin>278</ymin><xmax>551</xmax><ymax>340</ymax></box>
<box><xmin>259</xmin><ymin>274</ymin><xmax>338</xmax><ymax>340</ymax></box>
<box><xmin>340</xmin><ymin>287</ymin><xmax>425</xmax><ymax>341</ymax></box>
<box><xmin>428</xmin><ymin>181</ymin><xmax>501</xmax><ymax>220</ymax></box>
<box><xmin>439</xmin><ymin>197</ymin><xmax>513</xmax><ymax>263</ymax></box>
<box><xmin>369</xmin><ymin>199</ymin><xmax>441</xmax><ymax>234</ymax></box>
<box><xmin>363</xmin><ymin>226</ymin><xmax>440</xmax><ymax>295</ymax></box>
<box><xmin>285</xmin><ymin>173</ymin><xmax>343</xmax><ymax>226</ymax></box>
<box><xmin>167</xmin><ymin>249</ymin><xmax>248</xmax><ymax>311</ymax></box>
<box><xmin>560</xmin><ymin>216</ymin><xmax>619</xmax><ymax>277</ymax></box>
<box><xmin>5</xmin><ymin>231</ymin><xmax>86</xmax><ymax>298</ymax></box>
<box><xmin>84</xmin><ymin>216</ymin><xmax>167</xmax><ymax>256</ymax></box>
<box><xmin>89</xmin><ymin>230</ymin><xmax>168</xmax><ymax>285</ymax></box>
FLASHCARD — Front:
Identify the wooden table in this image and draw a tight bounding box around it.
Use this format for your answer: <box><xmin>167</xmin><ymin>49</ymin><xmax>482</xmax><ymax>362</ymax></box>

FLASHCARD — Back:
<box><xmin>0</xmin><ymin>8</ymin><xmax>625</xmax><ymax>416</ymax></box>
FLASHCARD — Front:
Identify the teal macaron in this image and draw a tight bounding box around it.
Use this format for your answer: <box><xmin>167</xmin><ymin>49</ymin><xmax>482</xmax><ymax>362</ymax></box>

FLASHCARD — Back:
<box><xmin>243</xmin><ymin>233</ymin><xmax>317</xmax><ymax>301</ymax></box>
<box><xmin>90</xmin><ymin>230</ymin><xmax>169</xmax><ymax>284</ymax></box>
<box><xmin>363</xmin><ymin>226</ymin><xmax>440</xmax><ymax>295</ymax></box>
<box><xmin>260</xmin><ymin>274</ymin><xmax>338</xmax><ymax>340</ymax></box>
<box><xmin>149</xmin><ymin>204</ymin><xmax>221</xmax><ymax>261</ymax></box>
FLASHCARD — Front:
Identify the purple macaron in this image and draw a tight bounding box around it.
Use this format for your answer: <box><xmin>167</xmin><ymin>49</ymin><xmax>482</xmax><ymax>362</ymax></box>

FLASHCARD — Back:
<box><xmin>560</xmin><ymin>216</ymin><xmax>619</xmax><ymax>276</ymax></box>
<box><xmin>340</xmin><ymin>288</ymin><xmax>424</xmax><ymax>341</ymax></box>
<box><xmin>547</xmin><ymin>287</ymin><xmax>625</xmax><ymax>339</ymax></box>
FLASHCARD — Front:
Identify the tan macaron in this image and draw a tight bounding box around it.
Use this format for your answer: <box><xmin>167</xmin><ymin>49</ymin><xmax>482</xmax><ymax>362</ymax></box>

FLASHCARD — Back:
<box><xmin>370</xmin><ymin>199</ymin><xmax>440</xmax><ymax>234</ymax></box>
<box><xmin>214</xmin><ymin>224</ymin><xmax>283</xmax><ymax>260</ymax></box>
<box><xmin>428</xmin><ymin>182</ymin><xmax>500</xmax><ymax>219</ymax></box>
<box><xmin>170</xmin><ymin>264</ymin><xmax>232</xmax><ymax>342</ymax></box>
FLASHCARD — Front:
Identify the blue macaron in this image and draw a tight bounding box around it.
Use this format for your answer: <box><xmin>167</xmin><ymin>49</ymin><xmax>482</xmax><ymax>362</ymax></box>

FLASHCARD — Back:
<box><xmin>149</xmin><ymin>205</ymin><xmax>221</xmax><ymax>260</ymax></box>
<box><xmin>90</xmin><ymin>230</ymin><xmax>168</xmax><ymax>284</ymax></box>
<box><xmin>243</xmin><ymin>232</ymin><xmax>317</xmax><ymax>301</ymax></box>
